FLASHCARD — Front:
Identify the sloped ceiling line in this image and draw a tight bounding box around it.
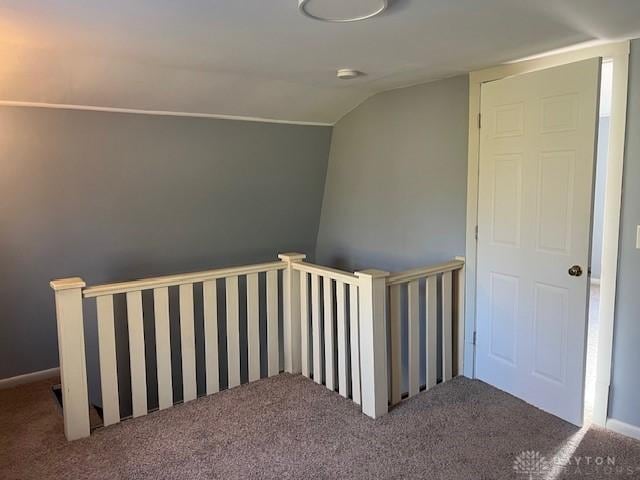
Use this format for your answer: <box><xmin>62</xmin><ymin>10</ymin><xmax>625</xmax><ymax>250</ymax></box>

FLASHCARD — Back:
<box><xmin>0</xmin><ymin>0</ymin><xmax>639</xmax><ymax>124</ymax></box>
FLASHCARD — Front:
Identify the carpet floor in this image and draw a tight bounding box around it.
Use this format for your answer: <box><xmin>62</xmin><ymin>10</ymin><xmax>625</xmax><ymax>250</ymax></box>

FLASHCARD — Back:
<box><xmin>1</xmin><ymin>374</ymin><xmax>639</xmax><ymax>479</ymax></box>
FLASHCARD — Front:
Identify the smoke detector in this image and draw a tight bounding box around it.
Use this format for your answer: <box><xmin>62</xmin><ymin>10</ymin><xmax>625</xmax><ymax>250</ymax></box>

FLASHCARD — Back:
<box><xmin>337</xmin><ymin>69</ymin><xmax>364</xmax><ymax>80</ymax></box>
<box><xmin>298</xmin><ymin>0</ymin><xmax>389</xmax><ymax>23</ymax></box>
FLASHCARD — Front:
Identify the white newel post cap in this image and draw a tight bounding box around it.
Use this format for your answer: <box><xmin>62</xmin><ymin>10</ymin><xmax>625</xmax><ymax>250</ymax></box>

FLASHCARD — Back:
<box><xmin>50</xmin><ymin>277</ymin><xmax>86</xmax><ymax>291</ymax></box>
<box><xmin>278</xmin><ymin>253</ymin><xmax>307</xmax><ymax>262</ymax></box>
<box><xmin>355</xmin><ymin>269</ymin><xmax>390</xmax><ymax>279</ymax></box>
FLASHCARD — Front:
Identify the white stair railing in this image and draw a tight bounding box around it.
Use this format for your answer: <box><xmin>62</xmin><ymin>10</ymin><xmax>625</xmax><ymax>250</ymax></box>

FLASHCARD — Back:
<box><xmin>290</xmin><ymin>261</ymin><xmax>388</xmax><ymax>417</ymax></box>
<box><xmin>51</xmin><ymin>257</ymin><xmax>291</xmax><ymax>440</ymax></box>
<box><xmin>51</xmin><ymin>254</ymin><xmax>464</xmax><ymax>440</ymax></box>
<box><xmin>385</xmin><ymin>257</ymin><xmax>466</xmax><ymax>406</ymax></box>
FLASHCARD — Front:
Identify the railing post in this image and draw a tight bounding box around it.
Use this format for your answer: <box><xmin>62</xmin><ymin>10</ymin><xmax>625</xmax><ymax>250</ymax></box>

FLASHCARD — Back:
<box><xmin>50</xmin><ymin>277</ymin><xmax>90</xmax><ymax>441</ymax></box>
<box><xmin>279</xmin><ymin>253</ymin><xmax>306</xmax><ymax>374</ymax></box>
<box><xmin>355</xmin><ymin>269</ymin><xmax>389</xmax><ymax>419</ymax></box>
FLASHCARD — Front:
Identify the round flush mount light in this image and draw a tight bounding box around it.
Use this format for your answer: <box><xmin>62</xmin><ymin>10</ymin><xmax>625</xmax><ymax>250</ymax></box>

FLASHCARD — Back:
<box><xmin>298</xmin><ymin>0</ymin><xmax>389</xmax><ymax>23</ymax></box>
<box><xmin>337</xmin><ymin>69</ymin><xmax>364</xmax><ymax>80</ymax></box>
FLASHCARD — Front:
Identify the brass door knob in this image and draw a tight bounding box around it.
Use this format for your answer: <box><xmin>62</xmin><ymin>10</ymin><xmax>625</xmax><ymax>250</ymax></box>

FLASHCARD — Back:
<box><xmin>568</xmin><ymin>265</ymin><xmax>583</xmax><ymax>277</ymax></box>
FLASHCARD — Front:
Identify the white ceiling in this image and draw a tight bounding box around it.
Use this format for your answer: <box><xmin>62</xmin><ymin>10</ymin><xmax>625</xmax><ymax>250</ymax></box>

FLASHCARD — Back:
<box><xmin>0</xmin><ymin>0</ymin><xmax>639</xmax><ymax>124</ymax></box>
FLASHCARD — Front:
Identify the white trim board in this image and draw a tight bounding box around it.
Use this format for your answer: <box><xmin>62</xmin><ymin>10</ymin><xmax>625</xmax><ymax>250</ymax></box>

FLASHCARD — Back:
<box><xmin>606</xmin><ymin>418</ymin><xmax>640</xmax><ymax>442</ymax></box>
<box><xmin>464</xmin><ymin>40</ymin><xmax>630</xmax><ymax>429</ymax></box>
<box><xmin>0</xmin><ymin>367</ymin><xmax>60</xmax><ymax>390</ymax></box>
<box><xmin>0</xmin><ymin>101</ymin><xmax>334</xmax><ymax>127</ymax></box>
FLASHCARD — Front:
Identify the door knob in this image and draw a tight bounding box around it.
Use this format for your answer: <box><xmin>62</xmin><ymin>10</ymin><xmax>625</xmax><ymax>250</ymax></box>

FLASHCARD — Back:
<box><xmin>568</xmin><ymin>265</ymin><xmax>583</xmax><ymax>277</ymax></box>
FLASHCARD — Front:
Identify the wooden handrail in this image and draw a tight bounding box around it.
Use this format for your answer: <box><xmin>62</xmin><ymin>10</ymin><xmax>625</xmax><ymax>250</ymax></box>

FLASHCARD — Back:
<box><xmin>292</xmin><ymin>261</ymin><xmax>359</xmax><ymax>286</ymax></box>
<box><xmin>386</xmin><ymin>259</ymin><xmax>464</xmax><ymax>286</ymax></box>
<box><xmin>83</xmin><ymin>261</ymin><xmax>286</xmax><ymax>298</ymax></box>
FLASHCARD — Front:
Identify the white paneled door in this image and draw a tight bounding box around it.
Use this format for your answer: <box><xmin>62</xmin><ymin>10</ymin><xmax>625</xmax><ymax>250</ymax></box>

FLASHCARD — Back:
<box><xmin>476</xmin><ymin>58</ymin><xmax>601</xmax><ymax>426</ymax></box>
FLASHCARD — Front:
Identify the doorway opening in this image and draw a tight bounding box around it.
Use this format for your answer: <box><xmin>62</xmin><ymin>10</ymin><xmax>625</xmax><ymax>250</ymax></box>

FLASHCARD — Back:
<box><xmin>584</xmin><ymin>59</ymin><xmax>614</xmax><ymax>424</ymax></box>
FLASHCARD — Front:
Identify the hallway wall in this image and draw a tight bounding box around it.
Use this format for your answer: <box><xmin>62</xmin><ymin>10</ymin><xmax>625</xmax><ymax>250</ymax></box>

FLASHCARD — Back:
<box><xmin>0</xmin><ymin>106</ymin><xmax>331</xmax><ymax>389</ymax></box>
<box><xmin>316</xmin><ymin>75</ymin><xmax>469</xmax><ymax>272</ymax></box>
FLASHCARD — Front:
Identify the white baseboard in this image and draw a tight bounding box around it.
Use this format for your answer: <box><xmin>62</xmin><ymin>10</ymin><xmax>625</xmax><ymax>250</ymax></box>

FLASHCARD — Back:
<box><xmin>606</xmin><ymin>418</ymin><xmax>640</xmax><ymax>441</ymax></box>
<box><xmin>0</xmin><ymin>367</ymin><xmax>60</xmax><ymax>390</ymax></box>
<box><xmin>591</xmin><ymin>277</ymin><xmax>601</xmax><ymax>286</ymax></box>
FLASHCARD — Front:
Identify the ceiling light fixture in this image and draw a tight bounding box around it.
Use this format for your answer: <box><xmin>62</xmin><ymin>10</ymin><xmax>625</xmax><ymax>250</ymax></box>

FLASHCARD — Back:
<box><xmin>298</xmin><ymin>0</ymin><xmax>389</xmax><ymax>23</ymax></box>
<box><xmin>337</xmin><ymin>69</ymin><xmax>364</xmax><ymax>80</ymax></box>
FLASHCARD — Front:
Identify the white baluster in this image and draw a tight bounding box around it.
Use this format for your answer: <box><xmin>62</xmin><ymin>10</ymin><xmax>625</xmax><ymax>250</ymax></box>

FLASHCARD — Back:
<box><xmin>300</xmin><ymin>272</ymin><xmax>310</xmax><ymax>378</ymax></box>
<box><xmin>179</xmin><ymin>283</ymin><xmax>197</xmax><ymax>402</ymax></box>
<box><xmin>455</xmin><ymin>258</ymin><xmax>466</xmax><ymax>377</ymax></box>
<box><xmin>126</xmin><ymin>290</ymin><xmax>147</xmax><ymax>417</ymax></box>
<box><xmin>311</xmin><ymin>273</ymin><xmax>322</xmax><ymax>384</ymax></box>
<box><xmin>323</xmin><ymin>276</ymin><xmax>335</xmax><ymax>391</ymax></box>
<box><xmin>246</xmin><ymin>273</ymin><xmax>260</xmax><ymax>382</ymax></box>
<box><xmin>203</xmin><ymin>280</ymin><xmax>219</xmax><ymax>395</ymax></box>
<box><xmin>336</xmin><ymin>281</ymin><xmax>348</xmax><ymax>398</ymax></box>
<box><xmin>226</xmin><ymin>276</ymin><xmax>240</xmax><ymax>388</ymax></box>
<box><xmin>442</xmin><ymin>271</ymin><xmax>453</xmax><ymax>382</ymax></box>
<box><xmin>349</xmin><ymin>284</ymin><xmax>361</xmax><ymax>405</ymax></box>
<box><xmin>408</xmin><ymin>280</ymin><xmax>420</xmax><ymax>397</ymax></box>
<box><xmin>154</xmin><ymin>287</ymin><xmax>174</xmax><ymax>408</ymax></box>
<box><xmin>96</xmin><ymin>295</ymin><xmax>120</xmax><ymax>425</ymax></box>
<box><xmin>425</xmin><ymin>276</ymin><xmax>437</xmax><ymax>390</ymax></box>
<box><xmin>389</xmin><ymin>284</ymin><xmax>402</xmax><ymax>405</ymax></box>
<box><xmin>267</xmin><ymin>270</ymin><xmax>279</xmax><ymax>377</ymax></box>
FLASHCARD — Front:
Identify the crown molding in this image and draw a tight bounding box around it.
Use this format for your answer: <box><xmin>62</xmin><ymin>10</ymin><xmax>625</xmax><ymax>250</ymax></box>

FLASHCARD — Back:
<box><xmin>0</xmin><ymin>101</ymin><xmax>334</xmax><ymax>127</ymax></box>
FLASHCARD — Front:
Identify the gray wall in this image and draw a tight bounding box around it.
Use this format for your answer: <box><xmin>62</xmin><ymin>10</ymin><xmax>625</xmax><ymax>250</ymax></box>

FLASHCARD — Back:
<box><xmin>609</xmin><ymin>39</ymin><xmax>640</xmax><ymax>428</ymax></box>
<box><xmin>316</xmin><ymin>75</ymin><xmax>469</xmax><ymax>272</ymax></box>
<box><xmin>0</xmin><ymin>107</ymin><xmax>331</xmax><ymax>385</ymax></box>
<box><xmin>590</xmin><ymin>116</ymin><xmax>610</xmax><ymax>279</ymax></box>
<box><xmin>315</xmin><ymin>76</ymin><xmax>469</xmax><ymax>391</ymax></box>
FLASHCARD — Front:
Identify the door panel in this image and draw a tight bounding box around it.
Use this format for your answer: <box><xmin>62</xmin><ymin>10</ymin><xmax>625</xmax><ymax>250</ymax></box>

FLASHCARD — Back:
<box><xmin>489</xmin><ymin>272</ymin><xmax>518</xmax><ymax>365</ymax></box>
<box><xmin>536</xmin><ymin>151</ymin><xmax>575</xmax><ymax>253</ymax></box>
<box><xmin>532</xmin><ymin>282</ymin><xmax>568</xmax><ymax>384</ymax></box>
<box><xmin>491</xmin><ymin>154</ymin><xmax>522</xmax><ymax>246</ymax></box>
<box><xmin>476</xmin><ymin>58</ymin><xmax>601</xmax><ymax>426</ymax></box>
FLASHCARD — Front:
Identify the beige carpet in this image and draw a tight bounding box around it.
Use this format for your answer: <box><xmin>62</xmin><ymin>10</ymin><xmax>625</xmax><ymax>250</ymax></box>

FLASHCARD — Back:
<box><xmin>1</xmin><ymin>374</ymin><xmax>639</xmax><ymax>479</ymax></box>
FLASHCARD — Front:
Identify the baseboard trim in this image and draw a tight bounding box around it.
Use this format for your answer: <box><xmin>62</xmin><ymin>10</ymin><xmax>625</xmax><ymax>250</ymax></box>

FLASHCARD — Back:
<box><xmin>0</xmin><ymin>367</ymin><xmax>60</xmax><ymax>390</ymax></box>
<box><xmin>606</xmin><ymin>418</ymin><xmax>640</xmax><ymax>441</ymax></box>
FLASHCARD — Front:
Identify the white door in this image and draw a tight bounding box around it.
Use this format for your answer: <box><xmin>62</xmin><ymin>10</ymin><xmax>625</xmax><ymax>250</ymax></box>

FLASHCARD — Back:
<box><xmin>476</xmin><ymin>58</ymin><xmax>601</xmax><ymax>426</ymax></box>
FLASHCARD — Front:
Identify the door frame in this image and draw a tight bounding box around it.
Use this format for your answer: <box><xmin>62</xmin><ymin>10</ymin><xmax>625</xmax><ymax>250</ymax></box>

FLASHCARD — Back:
<box><xmin>464</xmin><ymin>40</ymin><xmax>630</xmax><ymax>427</ymax></box>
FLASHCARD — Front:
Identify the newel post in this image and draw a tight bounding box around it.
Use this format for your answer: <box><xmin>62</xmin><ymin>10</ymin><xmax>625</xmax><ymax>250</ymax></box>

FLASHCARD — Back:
<box><xmin>355</xmin><ymin>269</ymin><xmax>389</xmax><ymax>419</ymax></box>
<box><xmin>279</xmin><ymin>253</ymin><xmax>306</xmax><ymax>374</ymax></box>
<box><xmin>50</xmin><ymin>277</ymin><xmax>90</xmax><ymax>440</ymax></box>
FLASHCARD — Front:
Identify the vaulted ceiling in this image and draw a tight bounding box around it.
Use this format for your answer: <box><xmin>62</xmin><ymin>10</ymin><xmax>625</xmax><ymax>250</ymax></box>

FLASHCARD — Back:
<box><xmin>1</xmin><ymin>0</ymin><xmax>639</xmax><ymax>124</ymax></box>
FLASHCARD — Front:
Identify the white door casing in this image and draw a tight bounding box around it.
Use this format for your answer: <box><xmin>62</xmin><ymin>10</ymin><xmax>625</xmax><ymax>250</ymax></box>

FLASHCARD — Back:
<box><xmin>475</xmin><ymin>58</ymin><xmax>601</xmax><ymax>426</ymax></box>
